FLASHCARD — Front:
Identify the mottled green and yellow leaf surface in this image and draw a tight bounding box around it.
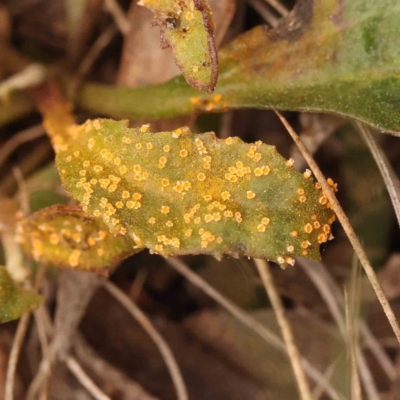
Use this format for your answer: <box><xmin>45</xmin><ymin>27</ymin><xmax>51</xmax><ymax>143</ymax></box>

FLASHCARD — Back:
<box><xmin>56</xmin><ymin>119</ymin><xmax>335</xmax><ymax>267</ymax></box>
<box><xmin>0</xmin><ymin>267</ymin><xmax>42</xmax><ymax>323</ymax></box>
<box><xmin>18</xmin><ymin>205</ymin><xmax>138</xmax><ymax>272</ymax></box>
<box><xmin>77</xmin><ymin>0</ymin><xmax>400</xmax><ymax>133</ymax></box>
<box><xmin>136</xmin><ymin>0</ymin><xmax>218</xmax><ymax>92</ymax></box>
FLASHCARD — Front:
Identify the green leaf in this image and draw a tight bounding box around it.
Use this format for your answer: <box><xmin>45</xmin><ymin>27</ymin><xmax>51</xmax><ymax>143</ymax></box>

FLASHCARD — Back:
<box><xmin>56</xmin><ymin>119</ymin><xmax>335</xmax><ymax>267</ymax></box>
<box><xmin>76</xmin><ymin>0</ymin><xmax>400</xmax><ymax>133</ymax></box>
<box><xmin>18</xmin><ymin>205</ymin><xmax>138</xmax><ymax>272</ymax></box>
<box><xmin>0</xmin><ymin>267</ymin><xmax>42</xmax><ymax>323</ymax></box>
<box><xmin>139</xmin><ymin>0</ymin><xmax>218</xmax><ymax>93</ymax></box>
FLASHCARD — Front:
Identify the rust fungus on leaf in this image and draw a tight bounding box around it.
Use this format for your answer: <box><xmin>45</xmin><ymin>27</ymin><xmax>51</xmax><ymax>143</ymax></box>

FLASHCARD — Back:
<box><xmin>55</xmin><ymin>119</ymin><xmax>336</xmax><ymax>268</ymax></box>
<box><xmin>139</xmin><ymin>0</ymin><xmax>218</xmax><ymax>93</ymax></box>
<box><xmin>18</xmin><ymin>205</ymin><xmax>140</xmax><ymax>273</ymax></box>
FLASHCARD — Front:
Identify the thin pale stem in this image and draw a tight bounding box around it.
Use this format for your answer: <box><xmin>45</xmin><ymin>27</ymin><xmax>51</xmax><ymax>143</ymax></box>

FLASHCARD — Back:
<box><xmin>29</xmin><ymin>300</ymin><xmax>111</xmax><ymax>400</ymax></box>
<box><xmin>0</xmin><ymin>125</ymin><xmax>45</xmax><ymax>168</ymax></box>
<box><xmin>345</xmin><ymin>290</ymin><xmax>362</xmax><ymax>400</ymax></box>
<box><xmin>254</xmin><ymin>258</ymin><xmax>312</xmax><ymax>400</ymax></box>
<box><xmin>65</xmin><ymin>356</ymin><xmax>111</xmax><ymax>400</ymax></box>
<box><xmin>102</xmin><ymin>279</ymin><xmax>188</xmax><ymax>400</ymax></box>
<box><xmin>0</xmin><ymin>64</ymin><xmax>47</xmax><ymax>99</ymax></box>
<box><xmin>5</xmin><ymin>312</ymin><xmax>31</xmax><ymax>400</ymax></box>
<box><xmin>4</xmin><ymin>260</ymin><xmax>45</xmax><ymax>400</ymax></box>
<box><xmin>166</xmin><ymin>257</ymin><xmax>343</xmax><ymax>400</ymax></box>
<box><xmin>262</xmin><ymin>0</ymin><xmax>289</xmax><ymax>16</ymax></box>
<box><xmin>104</xmin><ymin>0</ymin><xmax>130</xmax><ymax>35</ymax></box>
<box><xmin>313</xmin><ymin>359</ymin><xmax>340</xmax><ymax>400</ymax></box>
<box><xmin>33</xmin><ymin>310</ymin><xmax>51</xmax><ymax>400</ymax></box>
<box><xmin>300</xmin><ymin>258</ymin><xmax>381</xmax><ymax>399</ymax></box>
<box><xmin>357</xmin><ymin>121</ymin><xmax>400</xmax><ymax>228</ymax></box>
<box><xmin>69</xmin><ymin>25</ymin><xmax>118</xmax><ymax>99</ymax></box>
<box><xmin>248</xmin><ymin>0</ymin><xmax>280</xmax><ymax>26</ymax></box>
<box><xmin>74</xmin><ymin>334</ymin><xmax>159</xmax><ymax>400</ymax></box>
<box><xmin>274</xmin><ymin>110</ymin><xmax>400</xmax><ymax>345</ymax></box>
<box><xmin>298</xmin><ymin>258</ymin><xmax>397</xmax><ymax>382</ymax></box>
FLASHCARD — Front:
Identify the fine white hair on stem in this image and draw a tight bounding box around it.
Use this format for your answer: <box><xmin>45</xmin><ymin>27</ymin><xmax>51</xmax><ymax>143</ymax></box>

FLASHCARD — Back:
<box><xmin>274</xmin><ymin>110</ymin><xmax>400</xmax><ymax>345</ymax></box>
<box><xmin>102</xmin><ymin>279</ymin><xmax>189</xmax><ymax>400</ymax></box>
<box><xmin>166</xmin><ymin>257</ymin><xmax>343</xmax><ymax>400</ymax></box>
<box><xmin>65</xmin><ymin>356</ymin><xmax>111</xmax><ymax>400</ymax></box>
<box><xmin>254</xmin><ymin>258</ymin><xmax>312</xmax><ymax>400</ymax></box>
<box><xmin>356</xmin><ymin>122</ymin><xmax>400</xmax><ymax>228</ymax></box>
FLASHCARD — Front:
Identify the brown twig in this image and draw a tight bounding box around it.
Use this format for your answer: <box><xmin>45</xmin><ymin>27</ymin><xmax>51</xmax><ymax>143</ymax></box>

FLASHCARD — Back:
<box><xmin>104</xmin><ymin>0</ymin><xmax>131</xmax><ymax>35</ymax></box>
<box><xmin>344</xmin><ymin>288</ymin><xmax>362</xmax><ymax>400</ymax></box>
<box><xmin>274</xmin><ymin>110</ymin><xmax>400</xmax><ymax>345</ymax></box>
<box><xmin>69</xmin><ymin>25</ymin><xmax>118</xmax><ymax>99</ymax></box>
<box><xmin>262</xmin><ymin>0</ymin><xmax>289</xmax><ymax>16</ymax></box>
<box><xmin>102</xmin><ymin>279</ymin><xmax>189</xmax><ymax>400</ymax></box>
<box><xmin>0</xmin><ymin>141</ymin><xmax>52</xmax><ymax>196</ymax></box>
<box><xmin>313</xmin><ymin>359</ymin><xmax>340</xmax><ymax>400</ymax></box>
<box><xmin>5</xmin><ymin>264</ymin><xmax>46</xmax><ymax>400</ymax></box>
<box><xmin>74</xmin><ymin>333</ymin><xmax>159</xmax><ymax>400</ymax></box>
<box><xmin>0</xmin><ymin>125</ymin><xmax>45</xmax><ymax>168</ymax></box>
<box><xmin>65</xmin><ymin>356</ymin><xmax>111</xmax><ymax>400</ymax></box>
<box><xmin>32</xmin><ymin>310</ymin><xmax>51</xmax><ymax>400</ymax></box>
<box><xmin>248</xmin><ymin>0</ymin><xmax>280</xmax><ymax>26</ymax></box>
<box><xmin>28</xmin><ymin>287</ymin><xmax>113</xmax><ymax>400</ymax></box>
<box><xmin>166</xmin><ymin>257</ymin><xmax>342</xmax><ymax>400</ymax></box>
<box><xmin>298</xmin><ymin>258</ymin><xmax>397</xmax><ymax>383</ymax></box>
<box><xmin>290</xmin><ymin>114</ymin><xmax>343</xmax><ymax>170</ymax></box>
<box><xmin>4</xmin><ymin>313</ymin><xmax>31</xmax><ymax>400</ymax></box>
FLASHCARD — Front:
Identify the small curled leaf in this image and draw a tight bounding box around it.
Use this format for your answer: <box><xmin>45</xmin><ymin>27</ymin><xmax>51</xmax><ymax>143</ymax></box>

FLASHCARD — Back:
<box><xmin>0</xmin><ymin>267</ymin><xmax>42</xmax><ymax>323</ymax></box>
<box><xmin>139</xmin><ymin>0</ymin><xmax>218</xmax><ymax>93</ymax></box>
<box><xmin>18</xmin><ymin>205</ymin><xmax>139</xmax><ymax>272</ymax></box>
<box><xmin>56</xmin><ymin>119</ymin><xmax>336</xmax><ymax>268</ymax></box>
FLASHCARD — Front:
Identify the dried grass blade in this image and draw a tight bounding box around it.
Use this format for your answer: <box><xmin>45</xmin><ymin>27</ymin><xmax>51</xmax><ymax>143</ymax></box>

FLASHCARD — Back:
<box><xmin>274</xmin><ymin>110</ymin><xmax>400</xmax><ymax>345</ymax></box>
<box><xmin>254</xmin><ymin>258</ymin><xmax>312</xmax><ymax>400</ymax></box>
<box><xmin>356</xmin><ymin>121</ymin><xmax>400</xmax><ymax>228</ymax></box>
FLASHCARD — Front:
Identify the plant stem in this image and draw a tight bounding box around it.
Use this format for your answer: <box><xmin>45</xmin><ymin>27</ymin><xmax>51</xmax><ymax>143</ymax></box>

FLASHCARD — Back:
<box><xmin>103</xmin><ymin>279</ymin><xmax>189</xmax><ymax>400</ymax></box>
<box><xmin>275</xmin><ymin>110</ymin><xmax>400</xmax><ymax>345</ymax></box>
<box><xmin>166</xmin><ymin>257</ymin><xmax>343</xmax><ymax>400</ymax></box>
<box><xmin>254</xmin><ymin>258</ymin><xmax>312</xmax><ymax>400</ymax></box>
<box><xmin>357</xmin><ymin>122</ymin><xmax>400</xmax><ymax>228</ymax></box>
<box><xmin>65</xmin><ymin>356</ymin><xmax>111</xmax><ymax>400</ymax></box>
<box><xmin>4</xmin><ymin>312</ymin><xmax>31</xmax><ymax>400</ymax></box>
<box><xmin>75</xmin><ymin>78</ymin><xmax>198</xmax><ymax>120</ymax></box>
